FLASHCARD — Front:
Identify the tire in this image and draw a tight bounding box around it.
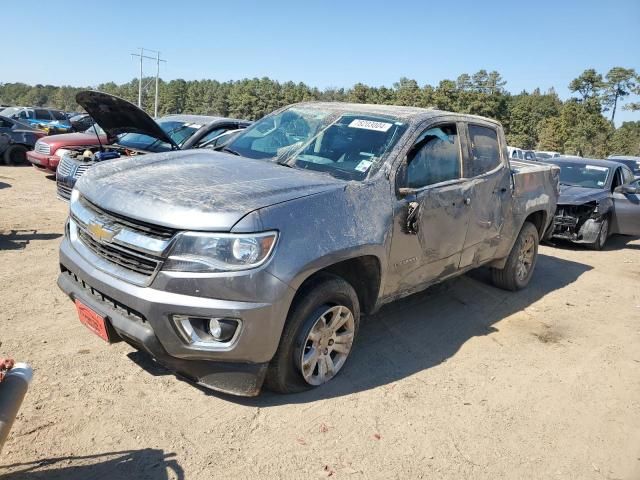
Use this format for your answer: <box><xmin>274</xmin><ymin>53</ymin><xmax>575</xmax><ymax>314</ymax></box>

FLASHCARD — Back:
<box><xmin>491</xmin><ymin>221</ymin><xmax>539</xmax><ymax>291</ymax></box>
<box><xmin>587</xmin><ymin>216</ymin><xmax>609</xmax><ymax>251</ymax></box>
<box><xmin>265</xmin><ymin>273</ymin><xmax>360</xmax><ymax>394</ymax></box>
<box><xmin>3</xmin><ymin>144</ymin><xmax>28</xmax><ymax>165</ymax></box>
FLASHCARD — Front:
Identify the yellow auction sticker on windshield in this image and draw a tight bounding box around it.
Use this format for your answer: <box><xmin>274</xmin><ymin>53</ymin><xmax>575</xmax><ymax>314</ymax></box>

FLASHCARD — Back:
<box><xmin>348</xmin><ymin>119</ymin><xmax>393</xmax><ymax>132</ymax></box>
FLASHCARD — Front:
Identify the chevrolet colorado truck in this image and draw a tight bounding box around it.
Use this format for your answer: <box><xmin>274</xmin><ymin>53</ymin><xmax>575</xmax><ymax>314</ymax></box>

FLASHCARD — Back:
<box><xmin>57</xmin><ymin>103</ymin><xmax>559</xmax><ymax>396</ymax></box>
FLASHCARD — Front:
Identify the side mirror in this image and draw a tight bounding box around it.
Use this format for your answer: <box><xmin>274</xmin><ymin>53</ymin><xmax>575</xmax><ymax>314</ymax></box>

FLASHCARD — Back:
<box><xmin>615</xmin><ymin>184</ymin><xmax>639</xmax><ymax>194</ymax></box>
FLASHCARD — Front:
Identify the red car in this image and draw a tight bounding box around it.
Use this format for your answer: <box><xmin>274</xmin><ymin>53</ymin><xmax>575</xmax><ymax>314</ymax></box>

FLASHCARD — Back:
<box><xmin>27</xmin><ymin>129</ymin><xmax>107</xmax><ymax>173</ymax></box>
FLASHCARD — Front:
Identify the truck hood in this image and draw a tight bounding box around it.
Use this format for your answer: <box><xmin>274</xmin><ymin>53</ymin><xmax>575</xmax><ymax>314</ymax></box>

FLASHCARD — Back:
<box><xmin>558</xmin><ymin>185</ymin><xmax>610</xmax><ymax>205</ymax></box>
<box><xmin>75</xmin><ymin>90</ymin><xmax>179</xmax><ymax>149</ymax></box>
<box><xmin>76</xmin><ymin>150</ymin><xmax>344</xmax><ymax>231</ymax></box>
<box><xmin>41</xmin><ymin>132</ymin><xmax>108</xmax><ymax>148</ymax></box>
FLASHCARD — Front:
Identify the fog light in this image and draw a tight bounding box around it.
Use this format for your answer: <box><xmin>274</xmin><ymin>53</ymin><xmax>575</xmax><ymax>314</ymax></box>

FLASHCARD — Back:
<box><xmin>208</xmin><ymin>318</ymin><xmax>237</xmax><ymax>342</ymax></box>
<box><xmin>173</xmin><ymin>315</ymin><xmax>241</xmax><ymax>349</ymax></box>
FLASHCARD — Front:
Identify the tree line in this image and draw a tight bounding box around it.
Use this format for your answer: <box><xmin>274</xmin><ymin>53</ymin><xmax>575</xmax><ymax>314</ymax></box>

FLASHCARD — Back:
<box><xmin>1</xmin><ymin>67</ymin><xmax>639</xmax><ymax>157</ymax></box>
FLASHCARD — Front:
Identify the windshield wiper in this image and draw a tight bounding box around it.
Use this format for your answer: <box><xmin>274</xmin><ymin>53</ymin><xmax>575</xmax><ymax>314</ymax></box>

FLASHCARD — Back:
<box><xmin>220</xmin><ymin>146</ymin><xmax>240</xmax><ymax>156</ymax></box>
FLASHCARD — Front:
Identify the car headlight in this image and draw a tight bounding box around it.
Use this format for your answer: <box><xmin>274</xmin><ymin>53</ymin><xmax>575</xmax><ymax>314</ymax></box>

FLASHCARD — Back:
<box><xmin>70</xmin><ymin>188</ymin><xmax>80</xmax><ymax>205</ymax></box>
<box><xmin>163</xmin><ymin>231</ymin><xmax>278</xmax><ymax>272</ymax></box>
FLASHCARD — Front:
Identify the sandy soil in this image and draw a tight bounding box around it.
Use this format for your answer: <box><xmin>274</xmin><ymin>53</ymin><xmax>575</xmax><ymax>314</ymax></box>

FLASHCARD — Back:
<box><xmin>0</xmin><ymin>165</ymin><xmax>639</xmax><ymax>480</ymax></box>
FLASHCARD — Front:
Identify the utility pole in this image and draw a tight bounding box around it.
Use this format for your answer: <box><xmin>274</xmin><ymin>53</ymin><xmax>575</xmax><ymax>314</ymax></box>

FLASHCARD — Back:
<box><xmin>131</xmin><ymin>48</ymin><xmax>166</xmax><ymax>116</ymax></box>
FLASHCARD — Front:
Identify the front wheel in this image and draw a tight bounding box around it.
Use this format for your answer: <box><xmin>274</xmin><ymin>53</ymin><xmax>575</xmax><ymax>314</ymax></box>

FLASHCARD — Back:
<box><xmin>587</xmin><ymin>216</ymin><xmax>609</xmax><ymax>251</ymax></box>
<box><xmin>491</xmin><ymin>221</ymin><xmax>539</xmax><ymax>291</ymax></box>
<box><xmin>3</xmin><ymin>144</ymin><xmax>28</xmax><ymax>165</ymax></box>
<box><xmin>265</xmin><ymin>274</ymin><xmax>360</xmax><ymax>394</ymax></box>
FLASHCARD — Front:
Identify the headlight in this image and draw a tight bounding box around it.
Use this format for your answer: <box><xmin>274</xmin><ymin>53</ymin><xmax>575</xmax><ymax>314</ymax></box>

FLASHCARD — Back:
<box><xmin>163</xmin><ymin>231</ymin><xmax>278</xmax><ymax>272</ymax></box>
<box><xmin>70</xmin><ymin>188</ymin><xmax>80</xmax><ymax>205</ymax></box>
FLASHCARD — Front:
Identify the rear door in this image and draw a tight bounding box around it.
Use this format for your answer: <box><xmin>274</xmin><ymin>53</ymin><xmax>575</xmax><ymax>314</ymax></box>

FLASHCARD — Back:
<box><xmin>386</xmin><ymin>120</ymin><xmax>473</xmax><ymax>295</ymax></box>
<box><xmin>613</xmin><ymin>167</ymin><xmax>640</xmax><ymax>235</ymax></box>
<box><xmin>459</xmin><ymin>123</ymin><xmax>511</xmax><ymax>267</ymax></box>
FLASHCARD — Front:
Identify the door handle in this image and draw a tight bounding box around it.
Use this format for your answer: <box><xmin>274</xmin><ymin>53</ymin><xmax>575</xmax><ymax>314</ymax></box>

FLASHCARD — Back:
<box><xmin>464</xmin><ymin>197</ymin><xmax>472</xmax><ymax>206</ymax></box>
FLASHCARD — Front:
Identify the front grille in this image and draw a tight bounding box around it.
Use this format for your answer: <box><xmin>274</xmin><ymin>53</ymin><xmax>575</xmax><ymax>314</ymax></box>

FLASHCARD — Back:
<box><xmin>34</xmin><ymin>141</ymin><xmax>51</xmax><ymax>155</ymax></box>
<box><xmin>57</xmin><ymin>155</ymin><xmax>75</xmax><ymax>177</ymax></box>
<box><xmin>57</xmin><ymin>182</ymin><xmax>72</xmax><ymax>200</ymax></box>
<box><xmin>57</xmin><ymin>155</ymin><xmax>92</xmax><ymax>179</ymax></box>
<box><xmin>75</xmin><ymin>163</ymin><xmax>91</xmax><ymax>178</ymax></box>
<box><xmin>81</xmin><ymin>198</ymin><xmax>175</xmax><ymax>240</ymax></box>
<box><xmin>77</xmin><ymin>227</ymin><xmax>160</xmax><ymax>276</ymax></box>
<box><xmin>60</xmin><ymin>266</ymin><xmax>146</xmax><ymax>323</ymax></box>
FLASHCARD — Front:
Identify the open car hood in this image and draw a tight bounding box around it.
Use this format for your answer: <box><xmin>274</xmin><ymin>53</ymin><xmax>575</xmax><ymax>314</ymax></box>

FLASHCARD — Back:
<box><xmin>75</xmin><ymin>91</ymin><xmax>179</xmax><ymax>150</ymax></box>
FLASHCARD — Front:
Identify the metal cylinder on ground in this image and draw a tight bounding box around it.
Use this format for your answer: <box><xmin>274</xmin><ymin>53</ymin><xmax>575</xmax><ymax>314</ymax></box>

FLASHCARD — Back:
<box><xmin>0</xmin><ymin>363</ymin><xmax>33</xmax><ymax>453</ymax></box>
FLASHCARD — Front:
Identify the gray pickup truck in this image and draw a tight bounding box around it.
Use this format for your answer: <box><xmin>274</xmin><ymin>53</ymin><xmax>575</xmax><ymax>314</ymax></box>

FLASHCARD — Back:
<box><xmin>57</xmin><ymin>102</ymin><xmax>559</xmax><ymax>396</ymax></box>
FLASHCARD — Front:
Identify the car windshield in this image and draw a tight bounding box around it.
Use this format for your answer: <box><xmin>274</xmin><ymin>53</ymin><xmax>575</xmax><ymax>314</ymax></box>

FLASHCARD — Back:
<box><xmin>535</xmin><ymin>152</ymin><xmax>551</xmax><ymax>160</ymax></box>
<box><xmin>0</xmin><ymin>107</ymin><xmax>21</xmax><ymax>117</ymax></box>
<box><xmin>85</xmin><ymin>125</ymin><xmax>105</xmax><ymax>135</ymax></box>
<box><xmin>556</xmin><ymin>163</ymin><xmax>611</xmax><ymax>189</ymax></box>
<box><xmin>117</xmin><ymin>120</ymin><xmax>200</xmax><ymax>152</ymax></box>
<box><xmin>226</xmin><ymin>107</ymin><xmax>408</xmax><ymax>180</ymax></box>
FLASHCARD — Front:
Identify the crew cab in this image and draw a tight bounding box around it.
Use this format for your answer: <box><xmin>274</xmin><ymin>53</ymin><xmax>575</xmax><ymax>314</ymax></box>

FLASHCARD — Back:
<box><xmin>543</xmin><ymin>157</ymin><xmax>640</xmax><ymax>249</ymax></box>
<box><xmin>58</xmin><ymin>102</ymin><xmax>559</xmax><ymax>396</ymax></box>
<box><xmin>51</xmin><ymin>91</ymin><xmax>251</xmax><ymax>199</ymax></box>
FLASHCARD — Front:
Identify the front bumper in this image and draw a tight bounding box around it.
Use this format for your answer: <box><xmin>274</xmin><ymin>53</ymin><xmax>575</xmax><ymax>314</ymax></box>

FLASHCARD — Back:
<box><xmin>27</xmin><ymin>151</ymin><xmax>60</xmax><ymax>171</ymax></box>
<box><xmin>58</xmin><ymin>236</ymin><xmax>296</xmax><ymax>396</ymax></box>
<box><xmin>551</xmin><ymin>216</ymin><xmax>603</xmax><ymax>244</ymax></box>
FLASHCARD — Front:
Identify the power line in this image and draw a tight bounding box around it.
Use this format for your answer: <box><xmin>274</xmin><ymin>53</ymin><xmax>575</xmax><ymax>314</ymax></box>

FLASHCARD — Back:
<box><xmin>130</xmin><ymin>47</ymin><xmax>167</xmax><ymax>117</ymax></box>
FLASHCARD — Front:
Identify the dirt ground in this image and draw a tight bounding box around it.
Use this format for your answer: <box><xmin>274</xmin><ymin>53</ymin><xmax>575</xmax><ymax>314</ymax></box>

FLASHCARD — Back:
<box><xmin>0</xmin><ymin>165</ymin><xmax>639</xmax><ymax>480</ymax></box>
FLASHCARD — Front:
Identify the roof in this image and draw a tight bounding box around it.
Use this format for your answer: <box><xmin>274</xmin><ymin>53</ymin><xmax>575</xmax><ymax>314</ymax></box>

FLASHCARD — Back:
<box><xmin>160</xmin><ymin>114</ymin><xmax>244</xmax><ymax>126</ymax></box>
<box><xmin>287</xmin><ymin>101</ymin><xmax>503</xmax><ymax>126</ymax></box>
<box><xmin>608</xmin><ymin>155</ymin><xmax>640</xmax><ymax>161</ymax></box>
<box><xmin>542</xmin><ymin>156</ymin><xmax>627</xmax><ymax>169</ymax></box>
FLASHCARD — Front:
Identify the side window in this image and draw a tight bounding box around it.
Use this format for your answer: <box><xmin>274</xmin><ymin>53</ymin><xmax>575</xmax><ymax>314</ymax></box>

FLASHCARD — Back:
<box><xmin>622</xmin><ymin>167</ymin><xmax>634</xmax><ymax>184</ymax></box>
<box><xmin>52</xmin><ymin>110</ymin><xmax>67</xmax><ymax>120</ymax></box>
<box><xmin>195</xmin><ymin>128</ymin><xmax>229</xmax><ymax>147</ymax></box>
<box><xmin>17</xmin><ymin>110</ymin><xmax>28</xmax><ymax>119</ymax></box>
<box><xmin>611</xmin><ymin>168</ymin><xmax>624</xmax><ymax>191</ymax></box>
<box><xmin>406</xmin><ymin>124</ymin><xmax>461</xmax><ymax>188</ymax></box>
<box><xmin>35</xmin><ymin>109</ymin><xmax>52</xmax><ymax>120</ymax></box>
<box><xmin>468</xmin><ymin>124</ymin><xmax>501</xmax><ymax>176</ymax></box>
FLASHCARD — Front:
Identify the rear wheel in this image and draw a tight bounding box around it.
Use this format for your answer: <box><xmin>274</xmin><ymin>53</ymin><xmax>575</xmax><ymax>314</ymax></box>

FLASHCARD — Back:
<box><xmin>491</xmin><ymin>221</ymin><xmax>539</xmax><ymax>291</ymax></box>
<box><xmin>587</xmin><ymin>216</ymin><xmax>609</xmax><ymax>251</ymax></box>
<box><xmin>3</xmin><ymin>145</ymin><xmax>28</xmax><ymax>165</ymax></box>
<box><xmin>265</xmin><ymin>274</ymin><xmax>360</xmax><ymax>394</ymax></box>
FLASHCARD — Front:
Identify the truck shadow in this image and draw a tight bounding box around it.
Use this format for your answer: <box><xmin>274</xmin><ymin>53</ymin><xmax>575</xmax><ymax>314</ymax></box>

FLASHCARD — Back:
<box><xmin>129</xmin><ymin>253</ymin><xmax>592</xmax><ymax>404</ymax></box>
<box><xmin>546</xmin><ymin>234</ymin><xmax>639</xmax><ymax>251</ymax></box>
<box><xmin>0</xmin><ymin>230</ymin><xmax>62</xmax><ymax>250</ymax></box>
<box><xmin>239</xmin><ymin>252</ymin><xmax>591</xmax><ymax>405</ymax></box>
<box><xmin>0</xmin><ymin>449</ymin><xmax>183</xmax><ymax>480</ymax></box>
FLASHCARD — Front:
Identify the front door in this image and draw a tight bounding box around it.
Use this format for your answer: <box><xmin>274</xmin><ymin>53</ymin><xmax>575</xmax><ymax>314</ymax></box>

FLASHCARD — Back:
<box><xmin>459</xmin><ymin>123</ymin><xmax>510</xmax><ymax>267</ymax></box>
<box><xmin>385</xmin><ymin>121</ymin><xmax>473</xmax><ymax>296</ymax></box>
<box><xmin>613</xmin><ymin>174</ymin><xmax>640</xmax><ymax>236</ymax></box>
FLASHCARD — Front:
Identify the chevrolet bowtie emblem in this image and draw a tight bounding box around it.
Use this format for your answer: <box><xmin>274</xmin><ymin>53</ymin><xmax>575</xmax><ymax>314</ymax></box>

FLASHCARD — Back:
<box><xmin>87</xmin><ymin>221</ymin><xmax>117</xmax><ymax>242</ymax></box>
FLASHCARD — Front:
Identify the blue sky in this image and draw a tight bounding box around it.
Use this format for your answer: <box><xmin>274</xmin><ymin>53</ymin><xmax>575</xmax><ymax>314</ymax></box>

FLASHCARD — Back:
<box><xmin>3</xmin><ymin>0</ymin><xmax>639</xmax><ymax>123</ymax></box>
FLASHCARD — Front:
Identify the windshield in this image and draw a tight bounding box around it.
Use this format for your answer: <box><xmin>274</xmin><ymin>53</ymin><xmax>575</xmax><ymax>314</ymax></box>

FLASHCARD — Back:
<box><xmin>85</xmin><ymin>125</ymin><xmax>105</xmax><ymax>135</ymax></box>
<box><xmin>117</xmin><ymin>120</ymin><xmax>200</xmax><ymax>152</ymax></box>
<box><xmin>557</xmin><ymin>163</ymin><xmax>611</xmax><ymax>189</ymax></box>
<box><xmin>226</xmin><ymin>107</ymin><xmax>407</xmax><ymax>180</ymax></box>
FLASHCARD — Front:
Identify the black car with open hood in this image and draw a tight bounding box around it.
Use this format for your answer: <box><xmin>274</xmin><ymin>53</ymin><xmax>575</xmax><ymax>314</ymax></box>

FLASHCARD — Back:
<box><xmin>55</xmin><ymin>91</ymin><xmax>250</xmax><ymax>201</ymax></box>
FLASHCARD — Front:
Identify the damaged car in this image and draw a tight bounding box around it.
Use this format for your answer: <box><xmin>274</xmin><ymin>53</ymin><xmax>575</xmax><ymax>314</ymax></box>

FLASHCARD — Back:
<box><xmin>54</xmin><ymin>90</ymin><xmax>251</xmax><ymax>200</ymax></box>
<box><xmin>0</xmin><ymin>115</ymin><xmax>46</xmax><ymax>165</ymax></box>
<box><xmin>544</xmin><ymin>157</ymin><xmax>640</xmax><ymax>249</ymax></box>
<box><xmin>58</xmin><ymin>102</ymin><xmax>559</xmax><ymax>396</ymax></box>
